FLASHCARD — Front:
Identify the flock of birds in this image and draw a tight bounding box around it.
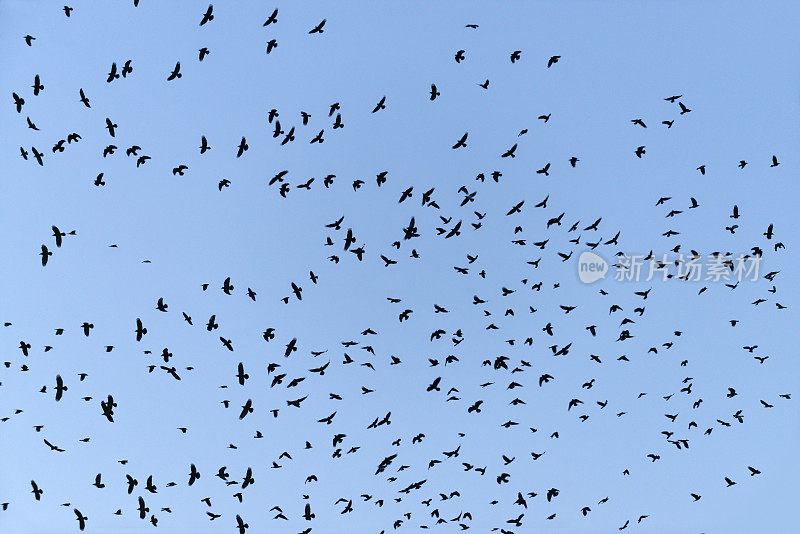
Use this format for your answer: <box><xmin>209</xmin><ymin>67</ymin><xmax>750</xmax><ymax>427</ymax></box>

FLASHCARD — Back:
<box><xmin>3</xmin><ymin>3</ymin><xmax>793</xmax><ymax>533</ymax></box>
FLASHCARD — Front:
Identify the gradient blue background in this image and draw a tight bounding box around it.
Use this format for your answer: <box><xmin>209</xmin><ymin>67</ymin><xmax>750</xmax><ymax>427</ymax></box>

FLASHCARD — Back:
<box><xmin>1</xmin><ymin>1</ymin><xmax>798</xmax><ymax>532</ymax></box>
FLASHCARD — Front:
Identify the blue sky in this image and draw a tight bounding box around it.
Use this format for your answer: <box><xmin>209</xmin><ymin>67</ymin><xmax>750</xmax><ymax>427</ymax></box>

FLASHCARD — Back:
<box><xmin>1</xmin><ymin>1</ymin><xmax>798</xmax><ymax>532</ymax></box>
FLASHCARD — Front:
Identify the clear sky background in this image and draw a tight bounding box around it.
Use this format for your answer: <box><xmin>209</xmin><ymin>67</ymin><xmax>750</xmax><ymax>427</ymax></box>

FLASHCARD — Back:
<box><xmin>1</xmin><ymin>1</ymin><xmax>798</xmax><ymax>533</ymax></box>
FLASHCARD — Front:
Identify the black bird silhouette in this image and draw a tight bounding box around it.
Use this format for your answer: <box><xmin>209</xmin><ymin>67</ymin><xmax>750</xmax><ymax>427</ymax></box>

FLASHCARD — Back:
<box><xmin>264</xmin><ymin>8</ymin><xmax>278</xmax><ymax>26</ymax></box>
<box><xmin>188</xmin><ymin>464</ymin><xmax>201</xmax><ymax>485</ymax></box>
<box><xmin>167</xmin><ymin>62</ymin><xmax>182</xmax><ymax>80</ymax></box>
<box><xmin>135</xmin><ymin>318</ymin><xmax>147</xmax><ymax>341</ymax></box>
<box><xmin>31</xmin><ymin>480</ymin><xmax>43</xmax><ymax>500</ymax></box>
<box><xmin>309</xmin><ymin>19</ymin><xmax>326</xmax><ymax>34</ymax></box>
<box><xmin>32</xmin><ymin>74</ymin><xmax>44</xmax><ymax>95</ymax></box>
<box><xmin>54</xmin><ymin>375</ymin><xmax>67</xmax><ymax>401</ymax></box>
<box><xmin>107</xmin><ymin>62</ymin><xmax>119</xmax><ymax>82</ymax></box>
<box><xmin>237</xmin><ymin>137</ymin><xmax>248</xmax><ymax>157</ymax></box>
<box><xmin>12</xmin><ymin>92</ymin><xmax>24</xmax><ymax>112</ymax></box>
<box><xmin>199</xmin><ymin>4</ymin><xmax>214</xmax><ymax>25</ymax></box>
<box><xmin>74</xmin><ymin>508</ymin><xmax>87</xmax><ymax>531</ymax></box>
<box><xmin>452</xmin><ymin>132</ymin><xmax>468</xmax><ymax>149</ymax></box>
<box><xmin>78</xmin><ymin>88</ymin><xmax>91</xmax><ymax>107</ymax></box>
<box><xmin>199</xmin><ymin>136</ymin><xmax>211</xmax><ymax>153</ymax></box>
<box><xmin>40</xmin><ymin>244</ymin><xmax>52</xmax><ymax>266</ymax></box>
<box><xmin>236</xmin><ymin>514</ymin><xmax>249</xmax><ymax>533</ymax></box>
